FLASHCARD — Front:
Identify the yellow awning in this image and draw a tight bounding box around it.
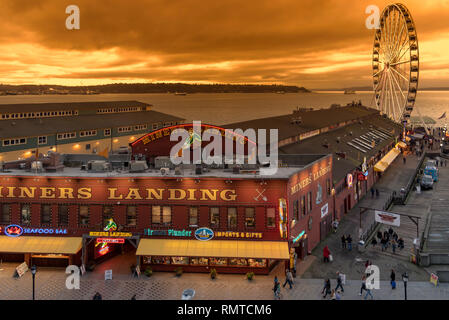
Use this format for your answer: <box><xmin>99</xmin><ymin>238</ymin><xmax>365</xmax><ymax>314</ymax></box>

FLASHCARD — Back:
<box><xmin>0</xmin><ymin>236</ymin><xmax>82</xmax><ymax>254</ymax></box>
<box><xmin>374</xmin><ymin>148</ymin><xmax>401</xmax><ymax>172</ymax></box>
<box><xmin>136</xmin><ymin>239</ymin><xmax>290</xmax><ymax>260</ymax></box>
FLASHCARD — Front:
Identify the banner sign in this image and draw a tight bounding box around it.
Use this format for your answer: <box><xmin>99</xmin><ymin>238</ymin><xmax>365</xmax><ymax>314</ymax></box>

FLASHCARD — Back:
<box><xmin>96</xmin><ymin>238</ymin><xmax>125</xmax><ymax>244</ymax></box>
<box><xmin>320</xmin><ymin>203</ymin><xmax>329</xmax><ymax>219</ymax></box>
<box><xmin>89</xmin><ymin>232</ymin><xmax>132</xmax><ymax>237</ymax></box>
<box><xmin>375</xmin><ymin>210</ymin><xmax>400</xmax><ymax>227</ymax></box>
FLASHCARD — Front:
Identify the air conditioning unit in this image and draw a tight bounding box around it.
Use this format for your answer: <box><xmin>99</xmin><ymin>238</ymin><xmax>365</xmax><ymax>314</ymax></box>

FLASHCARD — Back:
<box><xmin>129</xmin><ymin>161</ymin><xmax>148</xmax><ymax>172</ymax></box>
<box><xmin>31</xmin><ymin>161</ymin><xmax>43</xmax><ymax>172</ymax></box>
<box><xmin>175</xmin><ymin>166</ymin><xmax>183</xmax><ymax>175</ymax></box>
<box><xmin>90</xmin><ymin>160</ymin><xmax>111</xmax><ymax>172</ymax></box>
<box><xmin>160</xmin><ymin>167</ymin><xmax>169</xmax><ymax>175</ymax></box>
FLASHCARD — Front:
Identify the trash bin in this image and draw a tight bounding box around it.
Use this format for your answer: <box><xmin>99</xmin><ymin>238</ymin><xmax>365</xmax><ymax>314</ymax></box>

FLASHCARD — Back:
<box><xmin>181</xmin><ymin>289</ymin><xmax>195</xmax><ymax>300</ymax></box>
<box><xmin>358</xmin><ymin>240</ymin><xmax>365</xmax><ymax>253</ymax></box>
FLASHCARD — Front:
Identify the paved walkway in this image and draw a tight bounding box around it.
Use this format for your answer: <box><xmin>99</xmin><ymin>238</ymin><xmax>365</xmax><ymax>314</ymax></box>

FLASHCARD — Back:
<box><xmin>301</xmin><ymin>151</ymin><xmax>430</xmax><ymax>281</ymax></box>
<box><xmin>0</xmin><ymin>263</ymin><xmax>447</xmax><ymax>300</ymax></box>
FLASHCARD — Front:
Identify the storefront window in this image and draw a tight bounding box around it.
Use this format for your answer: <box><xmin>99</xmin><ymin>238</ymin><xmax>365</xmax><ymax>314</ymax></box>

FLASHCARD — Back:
<box><xmin>266</xmin><ymin>208</ymin><xmax>275</xmax><ymax>228</ymax></box>
<box><xmin>229</xmin><ymin>258</ymin><xmax>248</xmax><ymax>266</ymax></box>
<box><xmin>210</xmin><ymin>257</ymin><xmax>227</xmax><ymax>266</ymax></box>
<box><xmin>189</xmin><ymin>207</ymin><xmax>198</xmax><ymax>227</ymax></box>
<box><xmin>248</xmin><ymin>258</ymin><xmax>267</xmax><ymax>267</ymax></box>
<box><xmin>245</xmin><ymin>207</ymin><xmax>255</xmax><ymax>228</ymax></box>
<box><xmin>210</xmin><ymin>207</ymin><xmax>220</xmax><ymax>228</ymax></box>
<box><xmin>151</xmin><ymin>256</ymin><xmax>171</xmax><ymax>264</ymax></box>
<box><xmin>58</xmin><ymin>205</ymin><xmax>69</xmax><ymax>226</ymax></box>
<box><xmin>102</xmin><ymin>206</ymin><xmax>113</xmax><ymax>227</ymax></box>
<box><xmin>171</xmin><ymin>257</ymin><xmax>189</xmax><ymax>265</ymax></box>
<box><xmin>190</xmin><ymin>257</ymin><xmax>208</xmax><ymax>265</ymax></box>
<box><xmin>41</xmin><ymin>204</ymin><xmax>52</xmax><ymax>225</ymax></box>
<box><xmin>301</xmin><ymin>196</ymin><xmax>306</xmax><ymax>216</ymax></box>
<box><xmin>307</xmin><ymin>192</ymin><xmax>312</xmax><ymax>212</ymax></box>
<box><xmin>152</xmin><ymin>206</ymin><xmax>161</xmax><ymax>224</ymax></box>
<box><xmin>126</xmin><ymin>206</ymin><xmax>137</xmax><ymax>226</ymax></box>
<box><xmin>162</xmin><ymin>206</ymin><xmax>171</xmax><ymax>224</ymax></box>
<box><xmin>227</xmin><ymin>207</ymin><xmax>237</xmax><ymax>229</ymax></box>
<box><xmin>293</xmin><ymin>200</ymin><xmax>299</xmax><ymax>220</ymax></box>
<box><xmin>79</xmin><ymin>206</ymin><xmax>89</xmax><ymax>226</ymax></box>
<box><xmin>0</xmin><ymin>204</ymin><xmax>11</xmax><ymax>224</ymax></box>
<box><xmin>21</xmin><ymin>204</ymin><xmax>31</xmax><ymax>226</ymax></box>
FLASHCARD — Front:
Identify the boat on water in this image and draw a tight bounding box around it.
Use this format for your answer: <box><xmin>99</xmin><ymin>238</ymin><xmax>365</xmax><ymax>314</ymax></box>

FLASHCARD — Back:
<box><xmin>174</xmin><ymin>92</ymin><xmax>187</xmax><ymax>96</ymax></box>
<box><xmin>276</xmin><ymin>91</ymin><xmax>286</xmax><ymax>94</ymax></box>
<box><xmin>344</xmin><ymin>89</ymin><xmax>356</xmax><ymax>94</ymax></box>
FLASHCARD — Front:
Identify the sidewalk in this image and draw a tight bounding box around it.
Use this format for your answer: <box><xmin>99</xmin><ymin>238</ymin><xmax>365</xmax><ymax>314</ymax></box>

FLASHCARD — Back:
<box><xmin>301</xmin><ymin>152</ymin><xmax>430</xmax><ymax>281</ymax></box>
<box><xmin>0</xmin><ymin>264</ymin><xmax>447</xmax><ymax>300</ymax></box>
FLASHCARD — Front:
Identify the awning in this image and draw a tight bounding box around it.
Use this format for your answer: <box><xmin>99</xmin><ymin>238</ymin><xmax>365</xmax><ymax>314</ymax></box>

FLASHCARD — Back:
<box><xmin>136</xmin><ymin>239</ymin><xmax>290</xmax><ymax>260</ymax></box>
<box><xmin>0</xmin><ymin>236</ymin><xmax>82</xmax><ymax>254</ymax></box>
<box><xmin>374</xmin><ymin>147</ymin><xmax>401</xmax><ymax>172</ymax></box>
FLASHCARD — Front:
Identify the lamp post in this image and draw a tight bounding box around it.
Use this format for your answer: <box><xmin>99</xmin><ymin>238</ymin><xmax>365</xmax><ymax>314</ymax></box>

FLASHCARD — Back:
<box><xmin>402</xmin><ymin>272</ymin><xmax>408</xmax><ymax>300</ymax></box>
<box><xmin>30</xmin><ymin>265</ymin><xmax>37</xmax><ymax>300</ymax></box>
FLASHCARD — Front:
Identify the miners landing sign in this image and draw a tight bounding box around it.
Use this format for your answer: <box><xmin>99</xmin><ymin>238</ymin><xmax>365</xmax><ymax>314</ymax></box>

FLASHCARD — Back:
<box><xmin>0</xmin><ymin>186</ymin><xmax>237</xmax><ymax>202</ymax></box>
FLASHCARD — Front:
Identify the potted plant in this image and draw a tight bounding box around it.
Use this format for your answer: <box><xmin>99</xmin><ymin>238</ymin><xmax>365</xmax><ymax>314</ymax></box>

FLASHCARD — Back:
<box><xmin>246</xmin><ymin>272</ymin><xmax>255</xmax><ymax>281</ymax></box>
<box><xmin>175</xmin><ymin>267</ymin><xmax>183</xmax><ymax>277</ymax></box>
<box><xmin>144</xmin><ymin>266</ymin><xmax>153</xmax><ymax>277</ymax></box>
<box><xmin>210</xmin><ymin>268</ymin><xmax>217</xmax><ymax>280</ymax></box>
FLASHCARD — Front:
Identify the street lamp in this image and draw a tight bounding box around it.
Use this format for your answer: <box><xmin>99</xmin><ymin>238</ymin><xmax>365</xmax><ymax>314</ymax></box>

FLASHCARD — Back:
<box><xmin>30</xmin><ymin>265</ymin><xmax>37</xmax><ymax>300</ymax></box>
<box><xmin>402</xmin><ymin>272</ymin><xmax>408</xmax><ymax>300</ymax></box>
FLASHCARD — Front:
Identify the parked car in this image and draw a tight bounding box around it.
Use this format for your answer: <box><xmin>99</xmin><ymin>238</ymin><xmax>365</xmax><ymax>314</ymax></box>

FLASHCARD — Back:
<box><xmin>424</xmin><ymin>165</ymin><xmax>438</xmax><ymax>182</ymax></box>
<box><xmin>420</xmin><ymin>174</ymin><xmax>434</xmax><ymax>190</ymax></box>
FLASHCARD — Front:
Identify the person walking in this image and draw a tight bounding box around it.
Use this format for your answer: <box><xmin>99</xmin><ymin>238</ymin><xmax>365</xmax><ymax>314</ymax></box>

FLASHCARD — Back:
<box><xmin>371</xmin><ymin>188</ymin><xmax>375</xmax><ymax>198</ymax></box>
<box><xmin>283</xmin><ymin>269</ymin><xmax>294</xmax><ymax>289</ymax></box>
<box><xmin>391</xmin><ymin>239</ymin><xmax>397</xmax><ymax>254</ymax></box>
<box><xmin>322</xmin><ymin>278</ymin><xmax>331</xmax><ymax>299</ymax></box>
<box><xmin>323</xmin><ymin>245</ymin><xmax>331</xmax><ymax>263</ymax></box>
<box><xmin>330</xmin><ymin>289</ymin><xmax>337</xmax><ymax>300</ymax></box>
<box><xmin>388</xmin><ymin>227</ymin><xmax>394</xmax><ymax>237</ymax></box>
<box><xmin>403</xmin><ymin>156</ymin><xmax>406</xmax><ymax>165</ymax></box>
<box><xmin>335</xmin><ymin>271</ymin><xmax>344</xmax><ymax>292</ymax></box>
<box><xmin>359</xmin><ymin>275</ymin><xmax>367</xmax><ymax>296</ymax></box>
<box><xmin>371</xmin><ymin>237</ymin><xmax>377</xmax><ymax>247</ymax></box>
<box><xmin>364</xmin><ymin>287</ymin><xmax>374</xmax><ymax>300</ymax></box>
<box><xmin>377</xmin><ymin>230</ymin><xmax>382</xmax><ymax>241</ymax></box>
<box><xmin>346</xmin><ymin>234</ymin><xmax>353</xmax><ymax>251</ymax></box>
<box><xmin>380</xmin><ymin>236</ymin><xmax>387</xmax><ymax>252</ymax></box>
<box><xmin>390</xmin><ymin>269</ymin><xmax>396</xmax><ymax>289</ymax></box>
<box><xmin>341</xmin><ymin>234</ymin><xmax>346</xmax><ymax>249</ymax></box>
<box><xmin>376</xmin><ymin>189</ymin><xmax>380</xmax><ymax>198</ymax></box>
<box><xmin>398</xmin><ymin>237</ymin><xmax>405</xmax><ymax>250</ymax></box>
<box><xmin>273</xmin><ymin>276</ymin><xmax>281</xmax><ymax>300</ymax></box>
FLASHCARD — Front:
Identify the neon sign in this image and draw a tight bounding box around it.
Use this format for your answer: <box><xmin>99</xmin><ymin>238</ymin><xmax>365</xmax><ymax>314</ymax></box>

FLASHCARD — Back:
<box><xmin>293</xmin><ymin>230</ymin><xmax>306</xmax><ymax>243</ymax></box>
<box><xmin>278</xmin><ymin>198</ymin><xmax>287</xmax><ymax>239</ymax></box>
<box><xmin>96</xmin><ymin>242</ymin><xmax>110</xmax><ymax>256</ymax></box>
<box><xmin>347</xmin><ymin>173</ymin><xmax>353</xmax><ymax>188</ymax></box>
<box><xmin>104</xmin><ymin>219</ymin><xmax>118</xmax><ymax>232</ymax></box>
<box><xmin>5</xmin><ymin>225</ymin><xmax>23</xmax><ymax>237</ymax></box>
<box><xmin>96</xmin><ymin>238</ymin><xmax>125</xmax><ymax>244</ymax></box>
<box><xmin>144</xmin><ymin>229</ymin><xmax>192</xmax><ymax>237</ymax></box>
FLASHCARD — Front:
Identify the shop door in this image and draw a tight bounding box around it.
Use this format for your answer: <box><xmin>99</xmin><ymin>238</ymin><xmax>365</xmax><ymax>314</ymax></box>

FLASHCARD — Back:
<box><xmin>320</xmin><ymin>215</ymin><xmax>333</xmax><ymax>241</ymax></box>
<box><xmin>347</xmin><ymin>195</ymin><xmax>351</xmax><ymax>211</ymax></box>
<box><xmin>343</xmin><ymin>198</ymin><xmax>348</xmax><ymax>214</ymax></box>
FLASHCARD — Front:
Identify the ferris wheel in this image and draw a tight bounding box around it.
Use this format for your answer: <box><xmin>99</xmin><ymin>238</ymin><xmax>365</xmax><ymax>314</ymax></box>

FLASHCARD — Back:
<box><xmin>372</xmin><ymin>3</ymin><xmax>419</xmax><ymax>124</ymax></box>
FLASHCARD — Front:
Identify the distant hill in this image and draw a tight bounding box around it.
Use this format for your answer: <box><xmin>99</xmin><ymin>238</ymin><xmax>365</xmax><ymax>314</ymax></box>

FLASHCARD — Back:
<box><xmin>314</xmin><ymin>86</ymin><xmax>449</xmax><ymax>91</ymax></box>
<box><xmin>0</xmin><ymin>83</ymin><xmax>310</xmax><ymax>95</ymax></box>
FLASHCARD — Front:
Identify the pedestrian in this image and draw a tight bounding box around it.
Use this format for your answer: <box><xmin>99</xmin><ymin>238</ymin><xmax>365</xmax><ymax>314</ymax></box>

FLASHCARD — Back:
<box><xmin>371</xmin><ymin>237</ymin><xmax>377</xmax><ymax>247</ymax></box>
<box><xmin>376</xmin><ymin>189</ymin><xmax>379</xmax><ymax>198</ymax></box>
<box><xmin>392</xmin><ymin>232</ymin><xmax>398</xmax><ymax>242</ymax></box>
<box><xmin>93</xmin><ymin>292</ymin><xmax>102</xmax><ymax>300</ymax></box>
<box><xmin>341</xmin><ymin>234</ymin><xmax>346</xmax><ymax>249</ymax></box>
<box><xmin>390</xmin><ymin>269</ymin><xmax>396</xmax><ymax>289</ymax></box>
<box><xmin>273</xmin><ymin>276</ymin><xmax>281</xmax><ymax>300</ymax></box>
<box><xmin>335</xmin><ymin>290</ymin><xmax>342</xmax><ymax>300</ymax></box>
<box><xmin>322</xmin><ymin>278</ymin><xmax>331</xmax><ymax>299</ymax></box>
<box><xmin>388</xmin><ymin>226</ymin><xmax>394</xmax><ymax>237</ymax></box>
<box><xmin>359</xmin><ymin>275</ymin><xmax>367</xmax><ymax>296</ymax></box>
<box><xmin>391</xmin><ymin>239</ymin><xmax>397</xmax><ymax>254</ymax></box>
<box><xmin>292</xmin><ymin>251</ymin><xmax>297</xmax><ymax>277</ymax></box>
<box><xmin>371</xmin><ymin>188</ymin><xmax>375</xmax><ymax>198</ymax></box>
<box><xmin>364</xmin><ymin>288</ymin><xmax>374</xmax><ymax>300</ymax></box>
<box><xmin>335</xmin><ymin>271</ymin><xmax>344</xmax><ymax>292</ymax></box>
<box><xmin>346</xmin><ymin>234</ymin><xmax>352</xmax><ymax>251</ymax></box>
<box><xmin>380</xmin><ymin>237</ymin><xmax>386</xmax><ymax>251</ymax></box>
<box><xmin>403</xmin><ymin>156</ymin><xmax>406</xmax><ymax>165</ymax></box>
<box><xmin>436</xmin><ymin>159</ymin><xmax>439</xmax><ymax>167</ymax></box>
<box><xmin>332</xmin><ymin>219</ymin><xmax>339</xmax><ymax>233</ymax></box>
<box><xmin>398</xmin><ymin>237</ymin><xmax>405</xmax><ymax>250</ymax></box>
<box><xmin>283</xmin><ymin>269</ymin><xmax>294</xmax><ymax>289</ymax></box>
<box><xmin>383</xmin><ymin>230</ymin><xmax>389</xmax><ymax>241</ymax></box>
<box><xmin>377</xmin><ymin>230</ymin><xmax>382</xmax><ymax>241</ymax></box>
<box><xmin>323</xmin><ymin>245</ymin><xmax>331</xmax><ymax>263</ymax></box>
<box><xmin>131</xmin><ymin>294</ymin><xmax>137</xmax><ymax>300</ymax></box>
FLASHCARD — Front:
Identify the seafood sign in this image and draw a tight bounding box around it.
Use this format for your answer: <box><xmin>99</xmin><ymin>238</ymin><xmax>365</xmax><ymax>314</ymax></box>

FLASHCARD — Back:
<box><xmin>374</xmin><ymin>210</ymin><xmax>400</xmax><ymax>227</ymax></box>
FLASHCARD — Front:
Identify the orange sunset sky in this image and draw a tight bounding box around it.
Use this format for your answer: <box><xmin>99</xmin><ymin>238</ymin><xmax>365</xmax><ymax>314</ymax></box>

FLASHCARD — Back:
<box><xmin>0</xmin><ymin>0</ymin><xmax>448</xmax><ymax>89</ymax></box>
